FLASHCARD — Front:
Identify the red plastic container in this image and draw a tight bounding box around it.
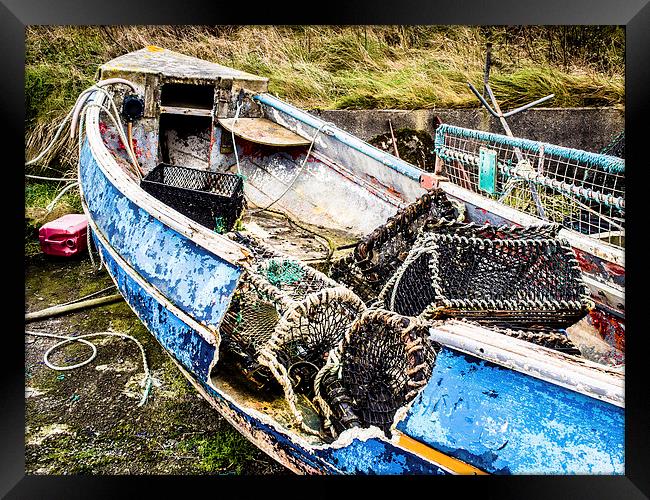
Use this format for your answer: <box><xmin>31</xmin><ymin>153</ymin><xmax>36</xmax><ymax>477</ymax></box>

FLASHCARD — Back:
<box><xmin>38</xmin><ymin>214</ymin><xmax>88</xmax><ymax>257</ymax></box>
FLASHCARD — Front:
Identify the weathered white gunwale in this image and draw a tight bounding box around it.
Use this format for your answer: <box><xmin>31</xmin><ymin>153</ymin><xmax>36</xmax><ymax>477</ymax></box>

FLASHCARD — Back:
<box><xmin>428</xmin><ymin>320</ymin><xmax>624</xmax><ymax>407</ymax></box>
<box><xmin>441</xmin><ymin>182</ymin><xmax>624</xmax><ymax>267</ymax></box>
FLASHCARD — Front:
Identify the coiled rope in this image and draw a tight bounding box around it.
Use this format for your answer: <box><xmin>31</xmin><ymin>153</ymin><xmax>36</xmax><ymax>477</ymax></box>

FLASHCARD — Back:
<box><xmin>25</xmin><ymin>80</ymin><xmax>142</xmax><ymax>218</ymax></box>
<box><xmin>25</xmin><ymin>329</ymin><xmax>154</xmax><ymax>407</ymax></box>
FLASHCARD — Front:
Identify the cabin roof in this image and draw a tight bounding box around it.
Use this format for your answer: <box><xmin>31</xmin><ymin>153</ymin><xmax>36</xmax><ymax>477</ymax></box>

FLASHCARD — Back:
<box><xmin>100</xmin><ymin>46</ymin><xmax>268</xmax><ymax>85</ymax></box>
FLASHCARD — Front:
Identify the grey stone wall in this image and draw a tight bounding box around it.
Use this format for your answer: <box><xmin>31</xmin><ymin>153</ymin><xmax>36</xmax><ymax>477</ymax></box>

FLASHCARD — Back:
<box><xmin>308</xmin><ymin>107</ymin><xmax>624</xmax><ymax>153</ymax></box>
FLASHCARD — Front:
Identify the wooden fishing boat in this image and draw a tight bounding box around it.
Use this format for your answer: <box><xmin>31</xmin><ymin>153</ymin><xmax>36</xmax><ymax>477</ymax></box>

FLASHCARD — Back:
<box><xmin>76</xmin><ymin>46</ymin><xmax>624</xmax><ymax>474</ymax></box>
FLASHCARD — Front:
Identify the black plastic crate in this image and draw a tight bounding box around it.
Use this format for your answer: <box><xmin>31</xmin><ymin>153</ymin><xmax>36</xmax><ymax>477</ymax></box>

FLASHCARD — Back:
<box><xmin>141</xmin><ymin>163</ymin><xmax>244</xmax><ymax>232</ymax></box>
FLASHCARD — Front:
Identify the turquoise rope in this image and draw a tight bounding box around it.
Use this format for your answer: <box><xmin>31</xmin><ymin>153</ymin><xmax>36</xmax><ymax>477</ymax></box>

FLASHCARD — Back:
<box><xmin>434</xmin><ymin>124</ymin><xmax>625</xmax><ymax>174</ymax></box>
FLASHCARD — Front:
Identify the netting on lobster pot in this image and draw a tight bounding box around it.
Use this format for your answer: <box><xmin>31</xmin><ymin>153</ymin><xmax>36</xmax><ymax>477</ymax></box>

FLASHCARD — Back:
<box><xmin>330</xmin><ymin>188</ymin><xmax>463</xmax><ymax>302</ymax></box>
<box><xmin>378</xmin><ymin>219</ymin><xmax>593</xmax><ymax>328</ymax></box>
<box><xmin>315</xmin><ymin>309</ymin><xmax>439</xmax><ymax>437</ymax></box>
<box><xmin>219</xmin><ymin>286</ymin><xmax>280</xmax><ymax>387</ymax></box>
<box><xmin>220</xmin><ymin>232</ymin><xmax>366</xmax><ymax>434</ymax></box>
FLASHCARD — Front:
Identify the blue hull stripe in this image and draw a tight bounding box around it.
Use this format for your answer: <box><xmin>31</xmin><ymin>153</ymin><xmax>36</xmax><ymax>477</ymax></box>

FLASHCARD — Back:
<box><xmin>79</xmin><ymin>110</ymin><xmax>623</xmax><ymax>475</ymax></box>
<box><xmin>94</xmin><ymin>232</ymin><xmax>218</xmax><ymax>381</ymax></box>
<box><xmin>396</xmin><ymin>348</ymin><xmax>624</xmax><ymax>474</ymax></box>
<box><xmin>93</xmin><ymin>231</ymin><xmax>340</xmax><ymax>473</ymax></box>
<box><xmin>315</xmin><ymin>437</ymin><xmax>450</xmax><ymax>475</ymax></box>
<box><xmin>92</xmin><ymin>221</ymin><xmax>450</xmax><ymax>475</ymax></box>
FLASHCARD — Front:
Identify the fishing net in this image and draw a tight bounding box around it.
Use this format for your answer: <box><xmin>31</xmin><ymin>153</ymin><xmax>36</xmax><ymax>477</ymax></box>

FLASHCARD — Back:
<box><xmin>316</xmin><ymin>309</ymin><xmax>439</xmax><ymax>437</ymax></box>
<box><xmin>378</xmin><ymin>219</ymin><xmax>593</xmax><ymax>328</ymax></box>
<box><xmin>219</xmin><ymin>232</ymin><xmax>366</xmax><ymax>432</ymax></box>
<box><xmin>219</xmin><ymin>288</ymin><xmax>280</xmax><ymax>387</ymax></box>
<box><xmin>330</xmin><ymin>188</ymin><xmax>463</xmax><ymax>302</ymax></box>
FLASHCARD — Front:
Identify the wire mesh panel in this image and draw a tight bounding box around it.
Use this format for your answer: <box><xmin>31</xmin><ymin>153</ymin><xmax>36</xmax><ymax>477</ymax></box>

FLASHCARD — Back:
<box><xmin>141</xmin><ymin>163</ymin><xmax>244</xmax><ymax>232</ymax></box>
<box><xmin>378</xmin><ymin>219</ymin><xmax>593</xmax><ymax>328</ymax></box>
<box><xmin>434</xmin><ymin>124</ymin><xmax>625</xmax><ymax>248</ymax></box>
<box><xmin>330</xmin><ymin>189</ymin><xmax>462</xmax><ymax>302</ymax></box>
<box><xmin>318</xmin><ymin>310</ymin><xmax>439</xmax><ymax>436</ymax></box>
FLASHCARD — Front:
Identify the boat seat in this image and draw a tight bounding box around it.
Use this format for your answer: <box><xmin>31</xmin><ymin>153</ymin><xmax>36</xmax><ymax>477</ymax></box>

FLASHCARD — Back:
<box><xmin>218</xmin><ymin>117</ymin><xmax>311</xmax><ymax>147</ymax></box>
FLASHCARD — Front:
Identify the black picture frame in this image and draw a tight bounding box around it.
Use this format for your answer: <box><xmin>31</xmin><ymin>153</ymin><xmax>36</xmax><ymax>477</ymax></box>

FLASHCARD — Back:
<box><xmin>6</xmin><ymin>1</ymin><xmax>649</xmax><ymax>497</ymax></box>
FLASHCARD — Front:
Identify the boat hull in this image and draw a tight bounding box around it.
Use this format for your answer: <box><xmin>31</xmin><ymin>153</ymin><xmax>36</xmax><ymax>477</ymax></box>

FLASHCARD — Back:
<box><xmin>78</xmin><ymin>87</ymin><xmax>624</xmax><ymax>475</ymax></box>
<box><xmin>78</xmin><ymin>108</ymin><xmax>452</xmax><ymax>474</ymax></box>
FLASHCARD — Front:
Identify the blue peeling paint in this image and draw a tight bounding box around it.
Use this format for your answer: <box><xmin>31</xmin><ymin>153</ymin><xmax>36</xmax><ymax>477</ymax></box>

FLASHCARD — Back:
<box><xmin>95</xmin><ymin>234</ymin><xmax>216</xmax><ymax>381</ymax></box>
<box><xmin>80</xmin><ymin>129</ymin><xmax>624</xmax><ymax>476</ymax></box>
<box><xmin>316</xmin><ymin>437</ymin><xmax>449</xmax><ymax>475</ymax></box>
<box><xmin>397</xmin><ymin>348</ymin><xmax>624</xmax><ymax>474</ymax></box>
<box><xmin>94</xmin><ymin>233</ymin><xmax>339</xmax><ymax>473</ymax></box>
<box><xmin>92</xmin><ymin>214</ymin><xmax>449</xmax><ymax>475</ymax></box>
<box><xmin>79</xmin><ymin>140</ymin><xmax>241</xmax><ymax>327</ymax></box>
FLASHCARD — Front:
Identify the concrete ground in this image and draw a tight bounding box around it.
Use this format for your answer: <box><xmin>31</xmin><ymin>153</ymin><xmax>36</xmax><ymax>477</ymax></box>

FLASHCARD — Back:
<box><xmin>24</xmin><ymin>254</ymin><xmax>288</xmax><ymax>475</ymax></box>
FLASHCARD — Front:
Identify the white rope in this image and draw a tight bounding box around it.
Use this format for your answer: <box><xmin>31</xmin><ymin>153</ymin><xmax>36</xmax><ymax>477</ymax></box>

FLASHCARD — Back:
<box><xmin>25</xmin><ymin>174</ymin><xmax>75</xmax><ymax>182</ymax></box>
<box><xmin>79</xmin><ymin>102</ymin><xmax>141</xmax><ymax>179</ymax></box>
<box><xmin>248</xmin><ymin>122</ymin><xmax>330</xmax><ymax>215</ymax></box>
<box><xmin>231</xmin><ymin>102</ymin><xmax>243</xmax><ymax>175</ymax></box>
<box><xmin>45</xmin><ymin>182</ymin><xmax>79</xmax><ymax>213</ymax></box>
<box><xmin>26</xmin><ymin>84</ymin><xmax>123</xmax><ymax>168</ymax></box>
<box><xmin>25</xmin><ymin>105</ymin><xmax>76</xmax><ymax>167</ymax></box>
<box><xmin>86</xmin><ymin>226</ymin><xmax>104</xmax><ymax>272</ymax></box>
<box><xmin>26</xmin><ymin>81</ymin><xmax>140</xmax><ymax>178</ymax></box>
<box><xmin>56</xmin><ymin>285</ymin><xmax>116</xmax><ymax>308</ymax></box>
<box><xmin>25</xmin><ymin>329</ymin><xmax>154</xmax><ymax>407</ymax></box>
<box><xmin>312</xmin><ymin>346</ymin><xmax>343</xmax><ymax>438</ymax></box>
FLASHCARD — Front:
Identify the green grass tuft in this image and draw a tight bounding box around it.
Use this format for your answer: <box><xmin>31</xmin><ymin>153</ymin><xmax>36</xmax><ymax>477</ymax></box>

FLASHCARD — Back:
<box><xmin>182</xmin><ymin>430</ymin><xmax>258</xmax><ymax>474</ymax></box>
<box><xmin>24</xmin><ymin>25</ymin><xmax>625</xmax><ymax>180</ymax></box>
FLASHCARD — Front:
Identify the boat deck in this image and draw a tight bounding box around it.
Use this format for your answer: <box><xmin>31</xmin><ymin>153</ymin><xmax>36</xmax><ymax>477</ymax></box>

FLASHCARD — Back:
<box><xmin>237</xmin><ymin>208</ymin><xmax>359</xmax><ymax>263</ymax></box>
<box><xmin>210</xmin><ymin>363</ymin><xmax>325</xmax><ymax>445</ymax></box>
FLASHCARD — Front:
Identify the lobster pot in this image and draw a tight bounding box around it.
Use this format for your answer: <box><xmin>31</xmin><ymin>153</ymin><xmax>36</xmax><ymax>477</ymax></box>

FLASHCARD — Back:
<box><xmin>220</xmin><ymin>233</ymin><xmax>366</xmax><ymax>399</ymax></box>
<box><xmin>319</xmin><ymin>310</ymin><xmax>439</xmax><ymax>436</ymax></box>
<box><xmin>330</xmin><ymin>189</ymin><xmax>461</xmax><ymax>302</ymax></box>
<box><xmin>379</xmin><ymin>220</ymin><xmax>593</xmax><ymax>328</ymax></box>
<box><xmin>141</xmin><ymin>163</ymin><xmax>244</xmax><ymax>232</ymax></box>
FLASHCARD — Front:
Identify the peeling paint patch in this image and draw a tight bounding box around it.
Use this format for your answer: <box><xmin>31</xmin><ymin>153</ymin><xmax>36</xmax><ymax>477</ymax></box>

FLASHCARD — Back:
<box><xmin>316</xmin><ymin>436</ymin><xmax>448</xmax><ymax>475</ymax></box>
<box><xmin>80</xmin><ymin>141</ymin><xmax>241</xmax><ymax>329</ymax></box>
<box><xmin>397</xmin><ymin>348</ymin><xmax>624</xmax><ymax>474</ymax></box>
<box><xmin>96</xmin><ymin>235</ymin><xmax>217</xmax><ymax>381</ymax></box>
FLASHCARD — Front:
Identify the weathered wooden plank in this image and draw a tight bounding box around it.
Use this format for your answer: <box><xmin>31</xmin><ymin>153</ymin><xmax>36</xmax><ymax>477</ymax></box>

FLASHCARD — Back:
<box><xmin>161</xmin><ymin>105</ymin><xmax>212</xmax><ymax>117</ymax></box>
<box><xmin>441</xmin><ymin>182</ymin><xmax>624</xmax><ymax>267</ymax></box>
<box><xmin>428</xmin><ymin>320</ymin><xmax>624</xmax><ymax>405</ymax></box>
<box><xmin>101</xmin><ymin>46</ymin><xmax>268</xmax><ymax>88</ymax></box>
<box><xmin>25</xmin><ymin>294</ymin><xmax>123</xmax><ymax>322</ymax></box>
<box><xmin>218</xmin><ymin>117</ymin><xmax>311</xmax><ymax>147</ymax></box>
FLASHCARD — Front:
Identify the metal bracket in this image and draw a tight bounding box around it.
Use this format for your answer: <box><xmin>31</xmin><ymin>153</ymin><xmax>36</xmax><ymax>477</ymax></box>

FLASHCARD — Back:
<box><xmin>467</xmin><ymin>80</ymin><xmax>554</xmax><ymax>220</ymax></box>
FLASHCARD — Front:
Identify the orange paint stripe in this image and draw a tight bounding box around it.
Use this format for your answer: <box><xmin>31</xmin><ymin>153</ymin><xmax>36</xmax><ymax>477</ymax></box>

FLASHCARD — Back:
<box><xmin>395</xmin><ymin>432</ymin><xmax>488</xmax><ymax>475</ymax></box>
